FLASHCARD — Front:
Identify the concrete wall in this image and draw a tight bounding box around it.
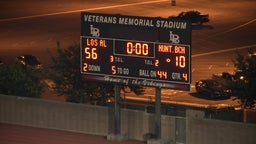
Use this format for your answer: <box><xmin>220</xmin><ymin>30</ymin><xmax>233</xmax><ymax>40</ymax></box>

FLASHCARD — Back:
<box><xmin>0</xmin><ymin>94</ymin><xmax>174</xmax><ymax>141</ymax></box>
<box><xmin>0</xmin><ymin>95</ymin><xmax>110</xmax><ymax>136</ymax></box>
<box><xmin>1</xmin><ymin>94</ymin><xmax>256</xmax><ymax>144</ymax></box>
<box><xmin>186</xmin><ymin>109</ymin><xmax>256</xmax><ymax>144</ymax></box>
<box><xmin>0</xmin><ymin>95</ymin><xmax>175</xmax><ymax>141</ymax></box>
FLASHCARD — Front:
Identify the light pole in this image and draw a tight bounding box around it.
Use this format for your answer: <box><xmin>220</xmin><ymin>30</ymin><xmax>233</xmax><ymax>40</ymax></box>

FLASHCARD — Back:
<box><xmin>171</xmin><ymin>0</ymin><xmax>176</xmax><ymax>6</ymax></box>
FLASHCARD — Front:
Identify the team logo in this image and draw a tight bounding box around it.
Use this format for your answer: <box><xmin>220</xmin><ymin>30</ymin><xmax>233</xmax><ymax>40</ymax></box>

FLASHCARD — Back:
<box><xmin>169</xmin><ymin>31</ymin><xmax>180</xmax><ymax>44</ymax></box>
<box><xmin>90</xmin><ymin>25</ymin><xmax>100</xmax><ymax>37</ymax></box>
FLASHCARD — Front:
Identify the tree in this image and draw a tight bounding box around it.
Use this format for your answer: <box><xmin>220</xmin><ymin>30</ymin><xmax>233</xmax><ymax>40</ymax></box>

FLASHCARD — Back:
<box><xmin>48</xmin><ymin>42</ymin><xmax>144</xmax><ymax>104</ymax></box>
<box><xmin>232</xmin><ymin>48</ymin><xmax>256</xmax><ymax>108</ymax></box>
<box><xmin>0</xmin><ymin>62</ymin><xmax>43</xmax><ymax>98</ymax></box>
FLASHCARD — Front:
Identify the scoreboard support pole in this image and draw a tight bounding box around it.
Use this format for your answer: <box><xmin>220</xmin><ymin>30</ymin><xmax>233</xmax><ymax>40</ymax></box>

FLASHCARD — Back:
<box><xmin>155</xmin><ymin>87</ymin><xmax>162</xmax><ymax>139</ymax></box>
<box><xmin>114</xmin><ymin>84</ymin><xmax>121</xmax><ymax>135</ymax></box>
<box><xmin>107</xmin><ymin>84</ymin><xmax>128</xmax><ymax>141</ymax></box>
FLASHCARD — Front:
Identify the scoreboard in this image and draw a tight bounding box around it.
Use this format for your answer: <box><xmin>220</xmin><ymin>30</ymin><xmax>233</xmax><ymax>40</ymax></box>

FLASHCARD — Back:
<box><xmin>81</xmin><ymin>12</ymin><xmax>191</xmax><ymax>90</ymax></box>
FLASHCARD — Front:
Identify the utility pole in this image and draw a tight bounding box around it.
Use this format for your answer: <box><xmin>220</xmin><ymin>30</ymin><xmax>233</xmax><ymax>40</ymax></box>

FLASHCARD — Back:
<box><xmin>171</xmin><ymin>0</ymin><xmax>176</xmax><ymax>6</ymax></box>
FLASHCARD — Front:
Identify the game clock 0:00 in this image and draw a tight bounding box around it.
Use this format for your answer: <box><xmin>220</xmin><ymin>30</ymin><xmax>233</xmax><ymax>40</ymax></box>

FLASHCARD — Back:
<box><xmin>114</xmin><ymin>40</ymin><xmax>155</xmax><ymax>58</ymax></box>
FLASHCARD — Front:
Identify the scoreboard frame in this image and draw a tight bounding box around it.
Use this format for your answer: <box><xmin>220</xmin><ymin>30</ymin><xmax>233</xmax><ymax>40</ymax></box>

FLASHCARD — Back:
<box><xmin>80</xmin><ymin>12</ymin><xmax>191</xmax><ymax>90</ymax></box>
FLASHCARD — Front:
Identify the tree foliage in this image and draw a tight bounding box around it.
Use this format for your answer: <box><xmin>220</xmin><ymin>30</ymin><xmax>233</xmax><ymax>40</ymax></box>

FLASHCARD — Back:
<box><xmin>232</xmin><ymin>48</ymin><xmax>256</xmax><ymax>108</ymax></box>
<box><xmin>0</xmin><ymin>62</ymin><xmax>43</xmax><ymax>98</ymax></box>
<box><xmin>48</xmin><ymin>42</ymin><xmax>144</xmax><ymax>104</ymax></box>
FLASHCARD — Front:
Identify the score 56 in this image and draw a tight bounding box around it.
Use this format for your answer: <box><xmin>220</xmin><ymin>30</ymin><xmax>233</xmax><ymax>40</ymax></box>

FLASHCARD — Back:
<box><xmin>84</xmin><ymin>47</ymin><xmax>98</xmax><ymax>59</ymax></box>
<box><xmin>84</xmin><ymin>47</ymin><xmax>98</xmax><ymax>60</ymax></box>
<box><xmin>83</xmin><ymin>47</ymin><xmax>98</xmax><ymax>72</ymax></box>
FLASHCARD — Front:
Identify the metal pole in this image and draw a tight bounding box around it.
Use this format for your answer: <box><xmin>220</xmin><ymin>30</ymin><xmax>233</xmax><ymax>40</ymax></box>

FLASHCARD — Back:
<box><xmin>155</xmin><ymin>87</ymin><xmax>161</xmax><ymax>139</ymax></box>
<box><xmin>171</xmin><ymin>0</ymin><xmax>176</xmax><ymax>6</ymax></box>
<box><xmin>114</xmin><ymin>84</ymin><xmax>121</xmax><ymax>134</ymax></box>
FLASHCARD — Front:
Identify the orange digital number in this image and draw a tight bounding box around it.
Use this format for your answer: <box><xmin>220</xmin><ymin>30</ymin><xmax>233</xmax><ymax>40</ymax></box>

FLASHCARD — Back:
<box><xmin>85</xmin><ymin>47</ymin><xmax>98</xmax><ymax>60</ymax></box>
<box><xmin>126</xmin><ymin>42</ymin><xmax>149</xmax><ymax>56</ymax></box>
<box><xmin>175</xmin><ymin>56</ymin><xmax>186</xmax><ymax>68</ymax></box>
<box><xmin>83</xmin><ymin>63</ymin><xmax>88</xmax><ymax>72</ymax></box>
<box><xmin>155</xmin><ymin>59</ymin><xmax>159</xmax><ymax>67</ymax></box>
<box><xmin>182</xmin><ymin>73</ymin><xmax>188</xmax><ymax>81</ymax></box>
<box><xmin>110</xmin><ymin>55</ymin><xmax>114</xmax><ymax>62</ymax></box>
<box><xmin>111</xmin><ymin>66</ymin><xmax>116</xmax><ymax>74</ymax></box>
<box><xmin>157</xmin><ymin>71</ymin><xmax>167</xmax><ymax>79</ymax></box>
